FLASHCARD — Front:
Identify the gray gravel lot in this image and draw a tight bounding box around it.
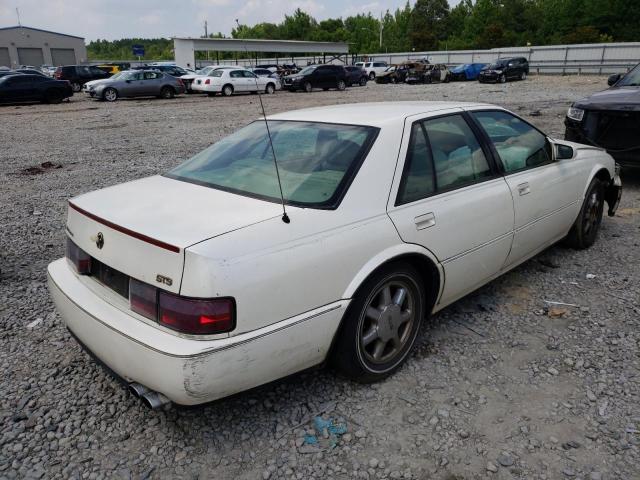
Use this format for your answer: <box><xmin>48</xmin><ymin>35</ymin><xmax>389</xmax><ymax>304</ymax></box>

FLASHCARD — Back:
<box><xmin>1</xmin><ymin>75</ymin><xmax>639</xmax><ymax>480</ymax></box>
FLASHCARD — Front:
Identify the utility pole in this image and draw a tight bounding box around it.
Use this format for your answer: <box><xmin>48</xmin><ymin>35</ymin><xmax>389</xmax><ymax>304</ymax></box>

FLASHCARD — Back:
<box><xmin>204</xmin><ymin>21</ymin><xmax>209</xmax><ymax>62</ymax></box>
<box><xmin>16</xmin><ymin>8</ymin><xmax>21</xmax><ymax>27</ymax></box>
<box><xmin>379</xmin><ymin>12</ymin><xmax>383</xmax><ymax>49</ymax></box>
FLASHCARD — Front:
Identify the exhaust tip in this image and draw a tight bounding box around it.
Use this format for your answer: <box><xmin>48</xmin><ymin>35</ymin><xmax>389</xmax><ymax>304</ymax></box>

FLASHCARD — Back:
<box><xmin>128</xmin><ymin>383</ymin><xmax>149</xmax><ymax>398</ymax></box>
<box><xmin>140</xmin><ymin>391</ymin><xmax>171</xmax><ymax>410</ymax></box>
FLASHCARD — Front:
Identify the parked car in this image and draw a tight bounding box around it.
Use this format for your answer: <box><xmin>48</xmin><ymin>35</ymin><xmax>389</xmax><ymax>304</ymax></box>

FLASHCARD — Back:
<box><xmin>565</xmin><ymin>63</ymin><xmax>640</xmax><ymax>168</ymax></box>
<box><xmin>87</xmin><ymin>70</ymin><xmax>185</xmax><ymax>102</ymax></box>
<box><xmin>406</xmin><ymin>64</ymin><xmax>450</xmax><ymax>84</ymax></box>
<box><xmin>15</xmin><ymin>68</ymin><xmax>47</xmax><ymax>76</ymax></box>
<box><xmin>147</xmin><ymin>65</ymin><xmax>191</xmax><ymax>77</ymax></box>
<box><xmin>357</xmin><ymin>61</ymin><xmax>389</xmax><ymax>80</ymax></box>
<box><xmin>282</xmin><ymin>64</ymin><xmax>347</xmax><ymax>92</ymax></box>
<box><xmin>478</xmin><ymin>57</ymin><xmax>529</xmax><ymax>83</ymax></box>
<box><xmin>95</xmin><ymin>64</ymin><xmax>121</xmax><ymax>76</ymax></box>
<box><xmin>0</xmin><ymin>71</ymin><xmax>20</xmax><ymax>78</ymax></box>
<box><xmin>40</xmin><ymin>65</ymin><xmax>57</xmax><ymax>76</ymax></box>
<box><xmin>191</xmin><ymin>68</ymin><xmax>279</xmax><ymax>96</ymax></box>
<box><xmin>255</xmin><ymin>64</ymin><xmax>279</xmax><ymax>73</ymax></box>
<box><xmin>375</xmin><ymin>62</ymin><xmax>420</xmax><ymax>84</ymax></box>
<box><xmin>0</xmin><ymin>74</ymin><xmax>73</xmax><ymax>104</ymax></box>
<box><xmin>450</xmin><ymin>63</ymin><xmax>487</xmax><ymax>81</ymax></box>
<box><xmin>54</xmin><ymin>65</ymin><xmax>110</xmax><ymax>92</ymax></box>
<box><xmin>344</xmin><ymin>66</ymin><xmax>368</xmax><ymax>87</ymax></box>
<box><xmin>181</xmin><ymin>65</ymin><xmax>217</xmax><ymax>92</ymax></box>
<box><xmin>48</xmin><ymin>101</ymin><xmax>621</xmax><ymax>407</ymax></box>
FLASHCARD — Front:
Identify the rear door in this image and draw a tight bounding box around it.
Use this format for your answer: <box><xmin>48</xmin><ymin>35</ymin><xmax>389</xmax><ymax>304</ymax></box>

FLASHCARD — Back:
<box><xmin>468</xmin><ymin>109</ymin><xmax>582</xmax><ymax>267</ymax></box>
<box><xmin>142</xmin><ymin>71</ymin><xmax>162</xmax><ymax>95</ymax></box>
<box><xmin>387</xmin><ymin>110</ymin><xmax>514</xmax><ymax>307</ymax></box>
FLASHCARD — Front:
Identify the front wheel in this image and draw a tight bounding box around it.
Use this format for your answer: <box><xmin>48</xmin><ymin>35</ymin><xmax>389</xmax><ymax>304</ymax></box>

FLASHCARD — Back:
<box><xmin>303</xmin><ymin>81</ymin><xmax>312</xmax><ymax>93</ymax></box>
<box><xmin>444</xmin><ymin>74</ymin><xmax>451</xmax><ymax>83</ymax></box>
<box><xmin>331</xmin><ymin>262</ymin><xmax>425</xmax><ymax>382</ymax></box>
<box><xmin>520</xmin><ymin>71</ymin><xmax>527</xmax><ymax>81</ymax></box>
<box><xmin>265</xmin><ymin>83</ymin><xmax>275</xmax><ymax>94</ymax></box>
<box><xmin>368</xmin><ymin>72</ymin><xmax>375</xmax><ymax>80</ymax></box>
<box><xmin>359</xmin><ymin>77</ymin><xmax>367</xmax><ymax>86</ymax></box>
<box><xmin>499</xmin><ymin>74</ymin><xmax>506</xmax><ymax>84</ymax></box>
<box><xmin>565</xmin><ymin>178</ymin><xmax>605</xmax><ymax>249</ymax></box>
<box><xmin>103</xmin><ymin>87</ymin><xmax>118</xmax><ymax>102</ymax></box>
<box><xmin>336</xmin><ymin>80</ymin><xmax>346</xmax><ymax>91</ymax></box>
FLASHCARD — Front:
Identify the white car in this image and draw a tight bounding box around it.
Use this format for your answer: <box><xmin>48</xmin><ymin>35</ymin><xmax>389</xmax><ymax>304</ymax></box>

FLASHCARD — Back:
<box><xmin>191</xmin><ymin>68</ymin><xmax>279</xmax><ymax>96</ymax></box>
<box><xmin>180</xmin><ymin>65</ymin><xmax>225</xmax><ymax>92</ymax></box>
<box><xmin>356</xmin><ymin>61</ymin><xmax>389</xmax><ymax>80</ymax></box>
<box><xmin>48</xmin><ymin>102</ymin><xmax>621</xmax><ymax>407</ymax></box>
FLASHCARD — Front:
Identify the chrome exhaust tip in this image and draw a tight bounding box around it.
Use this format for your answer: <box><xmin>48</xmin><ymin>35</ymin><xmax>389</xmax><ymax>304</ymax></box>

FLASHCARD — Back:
<box><xmin>140</xmin><ymin>391</ymin><xmax>171</xmax><ymax>410</ymax></box>
<box><xmin>128</xmin><ymin>382</ymin><xmax>150</xmax><ymax>398</ymax></box>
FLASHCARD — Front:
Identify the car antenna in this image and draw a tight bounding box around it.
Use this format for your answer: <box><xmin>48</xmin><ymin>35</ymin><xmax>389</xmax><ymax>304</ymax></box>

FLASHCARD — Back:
<box><xmin>245</xmin><ymin>48</ymin><xmax>290</xmax><ymax>224</ymax></box>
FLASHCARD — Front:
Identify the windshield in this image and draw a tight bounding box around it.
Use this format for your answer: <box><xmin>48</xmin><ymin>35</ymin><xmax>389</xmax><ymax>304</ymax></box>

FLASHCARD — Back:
<box><xmin>298</xmin><ymin>66</ymin><xmax>316</xmax><ymax>75</ymax></box>
<box><xmin>166</xmin><ymin>121</ymin><xmax>378</xmax><ymax>208</ymax></box>
<box><xmin>108</xmin><ymin>72</ymin><xmax>125</xmax><ymax>80</ymax></box>
<box><xmin>616</xmin><ymin>64</ymin><xmax>640</xmax><ymax>87</ymax></box>
<box><xmin>488</xmin><ymin>61</ymin><xmax>508</xmax><ymax>69</ymax></box>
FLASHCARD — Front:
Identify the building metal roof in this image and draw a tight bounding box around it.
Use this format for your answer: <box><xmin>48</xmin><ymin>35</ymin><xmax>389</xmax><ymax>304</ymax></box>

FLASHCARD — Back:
<box><xmin>0</xmin><ymin>25</ymin><xmax>84</xmax><ymax>40</ymax></box>
<box><xmin>173</xmin><ymin>37</ymin><xmax>348</xmax><ymax>54</ymax></box>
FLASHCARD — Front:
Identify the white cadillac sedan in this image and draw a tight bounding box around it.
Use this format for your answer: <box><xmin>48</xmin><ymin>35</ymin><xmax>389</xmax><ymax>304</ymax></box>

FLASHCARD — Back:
<box><xmin>48</xmin><ymin>102</ymin><xmax>621</xmax><ymax>408</ymax></box>
<box><xmin>191</xmin><ymin>68</ymin><xmax>280</xmax><ymax>96</ymax></box>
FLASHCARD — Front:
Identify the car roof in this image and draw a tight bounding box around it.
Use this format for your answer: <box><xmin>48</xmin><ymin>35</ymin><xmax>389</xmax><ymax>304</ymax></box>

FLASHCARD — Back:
<box><xmin>267</xmin><ymin>102</ymin><xmax>495</xmax><ymax>127</ymax></box>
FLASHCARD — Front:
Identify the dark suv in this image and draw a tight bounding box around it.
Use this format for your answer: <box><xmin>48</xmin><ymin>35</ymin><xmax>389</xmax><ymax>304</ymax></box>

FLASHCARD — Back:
<box><xmin>54</xmin><ymin>65</ymin><xmax>110</xmax><ymax>92</ymax></box>
<box><xmin>282</xmin><ymin>65</ymin><xmax>347</xmax><ymax>92</ymax></box>
<box><xmin>478</xmin><ymin>57</ymin><xmax>529</xmax><ymax>83</ymax></box>
<box><xmin>344</xmin><ymin>66</ymin><xmax>368</xmax><ymax>87</ymax></box>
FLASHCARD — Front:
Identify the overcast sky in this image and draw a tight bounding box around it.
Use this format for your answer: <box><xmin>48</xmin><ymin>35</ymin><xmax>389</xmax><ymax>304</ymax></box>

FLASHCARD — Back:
<box><xmin>0</xmin><ymin>0</ymin><xmax>462</xmax><ymax>42</ymax></box>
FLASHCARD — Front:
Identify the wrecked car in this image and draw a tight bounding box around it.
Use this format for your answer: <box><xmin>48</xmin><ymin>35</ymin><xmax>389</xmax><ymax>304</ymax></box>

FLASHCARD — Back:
<box><xmin>450</xmin><ymin>63</ymin><xmax>487</xmax><ymax>81</ymax></box>
<box><xmin>375</xmin><ymin>62</ymin><xmax>419</xmax><ymax>84</ymax></box>
<box><xmin>48</xmin><ymin>102</ymin><xmax>621</xmax><ymax>408</ymax></box>
<box><xmin>565</xmin><ymin>63</ymin><xmax>640</xmax><ymax>168</ymax></box>
<box><xmin>406</xmin><ymin>64</ymin><xmax>450</xmax><ymax>84</ymax></box>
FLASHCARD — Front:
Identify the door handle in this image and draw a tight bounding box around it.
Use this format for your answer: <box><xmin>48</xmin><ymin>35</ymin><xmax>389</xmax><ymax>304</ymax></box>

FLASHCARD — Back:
<box><xmin>414</xmin><ymin>212</ymin><xmax>436</xmax><ymax>230</ymax></box>
<box><xmin>517</xmin><ymin>182</ymin><xmax>530</xmax><ymax>196</ymax></box>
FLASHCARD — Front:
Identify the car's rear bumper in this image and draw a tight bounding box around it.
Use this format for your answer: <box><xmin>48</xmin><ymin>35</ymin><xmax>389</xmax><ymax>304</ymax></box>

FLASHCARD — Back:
<box><xmin>47</xmin><ymin>258</ymin><xmax>347</xmax><ymax>405</ymax></box>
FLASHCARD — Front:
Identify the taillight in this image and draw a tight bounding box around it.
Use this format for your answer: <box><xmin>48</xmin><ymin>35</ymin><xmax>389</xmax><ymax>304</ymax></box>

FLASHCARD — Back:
<box><xmin>128</xmin><ymin>278</ymin><xmax>234</xmax><ymax>335</ymax></box>
<box><xmin>129</xmin><ymin>279</ymin><xmax>157</xmax><ymax>320</ymax></box>
<box><xmin>66</xmin><ymin>238</ymin><xmax>91</xmax><ymax>274</ymax></box>
<box><xmin>159</xmin><ymin>293</ymin><xmax>234</xmax><ymax>335</ymax></box>
<box><xmin>205</xmin><ymin>78</ymin><xmax>210</xmax><ymax>85</ymax></box>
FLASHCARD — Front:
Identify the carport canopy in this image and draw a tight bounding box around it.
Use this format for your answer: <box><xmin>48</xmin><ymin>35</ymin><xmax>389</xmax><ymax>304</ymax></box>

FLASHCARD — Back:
<box><xmin>173</xmin><ymin>37</ymin><xmax>349</xmax><ymax>68</ymax></box>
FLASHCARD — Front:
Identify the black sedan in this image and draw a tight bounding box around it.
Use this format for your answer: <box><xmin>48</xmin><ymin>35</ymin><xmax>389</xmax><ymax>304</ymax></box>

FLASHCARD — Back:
<box><xmin>565</xmin><ymin>63</ymin><xmax>640</xmax><ymax>168</ymax></box>
<box><xmin>0</xmin><ymin>74</ymin><xmax>73</xmax><ymax>104</ymax></box>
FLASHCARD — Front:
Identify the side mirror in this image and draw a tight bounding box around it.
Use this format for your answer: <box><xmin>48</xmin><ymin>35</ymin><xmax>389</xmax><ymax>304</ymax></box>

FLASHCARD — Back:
<box><xmin>608</xmin><ymin>73</ymin><xmax>621</xmax><ymax>86</ymax></box>
<box><xmin>555</xmin><ymin>143</ymin><xmax>574</xmax><ymax>160</ymax></box>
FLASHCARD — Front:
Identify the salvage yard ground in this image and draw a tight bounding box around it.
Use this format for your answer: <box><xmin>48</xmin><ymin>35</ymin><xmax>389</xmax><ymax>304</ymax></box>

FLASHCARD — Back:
<box><xmin>0</xmin><ymin>75</ymin><xmax>639</xmax><ymax>480</ymax></box>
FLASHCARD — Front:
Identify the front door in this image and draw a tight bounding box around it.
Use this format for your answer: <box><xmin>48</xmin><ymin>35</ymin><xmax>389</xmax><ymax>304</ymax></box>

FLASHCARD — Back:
<box><xmin>387</xmin><ymin>110</ymin><xmax>515</xmax><ymax>307</ymax></box>
<box><xmin>468</xmin><ymin>109</ymin><xmax>582</xmax><ymax>267</ymax></box>
<box><xmin>229</xmin><ymin>70</ymin><xmax>247</xmax><ymax>92</ymax></box>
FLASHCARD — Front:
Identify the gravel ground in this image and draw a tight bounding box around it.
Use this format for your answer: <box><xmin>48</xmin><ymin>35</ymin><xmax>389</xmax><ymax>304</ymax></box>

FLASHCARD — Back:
<box><xmin>1</xmin><ymin>75</ymin><xmax>639</xmax><ymax>480</ymax></box>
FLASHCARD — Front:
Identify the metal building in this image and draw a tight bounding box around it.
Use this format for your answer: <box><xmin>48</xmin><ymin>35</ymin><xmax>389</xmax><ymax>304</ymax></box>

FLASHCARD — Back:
<box><xmin>0</xmin><ymin>26</ymin><xmax>87</xmax><ymax>68</ymax></box>
<box><xmin>173</xmin><ymin>37</ymin><xmax>349</xmax><ymax>69</ymax></box>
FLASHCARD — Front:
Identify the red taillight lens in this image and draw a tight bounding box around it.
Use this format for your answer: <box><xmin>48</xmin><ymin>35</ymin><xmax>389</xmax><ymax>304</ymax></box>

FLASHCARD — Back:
<box><xmin>205</xmin><ymin>78</ymin><xmax>210</xmax><ymax>85</ymax></box>
<box><xmin>158</xmin><ymin>292</ymin><xmax>234</xmax><ymax>335</ymax></box>
<box><xmin>66</xmin><ymin>238</ymin><xmax>91</xmax><ymax>274</ymax></box>
<box><xmin>129</xmin><ymin>279</ymin><xmax>157</xmax><ymax>320</ymax></box>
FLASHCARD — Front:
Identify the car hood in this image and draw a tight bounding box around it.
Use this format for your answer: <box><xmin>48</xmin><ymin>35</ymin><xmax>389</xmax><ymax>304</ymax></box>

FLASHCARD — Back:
<box><xmin>85</xmin><ymin>78</ymin><xmax>111</xmax><ymax>88</ymax></box>
<box><xmin>574</xmin><ymin>86</ymin><xmax>640</xmax><ymax>111</ymax></box>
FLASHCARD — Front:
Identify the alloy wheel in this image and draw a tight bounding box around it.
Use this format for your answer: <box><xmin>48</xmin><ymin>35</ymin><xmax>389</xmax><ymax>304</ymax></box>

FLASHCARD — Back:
<box><xmin>359</xmin><ymin>280</ymin><xmax>416</xmax><ymax>365</ymax></box>
<box><xmin>583</xmin><ymin>191</ymin><xmax>602</xmax><ymax>235</ymax></box>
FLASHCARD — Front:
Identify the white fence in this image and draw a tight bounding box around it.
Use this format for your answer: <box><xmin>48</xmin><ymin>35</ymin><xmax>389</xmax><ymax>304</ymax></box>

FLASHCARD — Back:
<box><xmin>90</xmin><ymin>41</ymin><xmax>640</xmax><ymax>75</ymax></box>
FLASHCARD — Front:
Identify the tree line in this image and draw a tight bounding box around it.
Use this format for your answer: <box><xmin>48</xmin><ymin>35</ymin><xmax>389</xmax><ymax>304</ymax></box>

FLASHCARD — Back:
<box><xmin>87</xmin><ymin>0</ymin><xmax>639</xmax><ymax>60</ymax></box>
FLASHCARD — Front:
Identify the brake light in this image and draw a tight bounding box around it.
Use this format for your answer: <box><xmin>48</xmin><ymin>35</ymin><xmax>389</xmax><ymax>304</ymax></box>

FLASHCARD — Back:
<box><xmin>159</xmin><ymin>292</ymin><xmax>234</xmax><ymax>335</ymax></box>
<box><xmin>129</xmin><ymin>279</ymin><xmax>157</xmax><ymax>320</ymax></box>
<box><xmin>66</xmin><ymin>238</ymin><xmax>91</xmax><ymax>274</ymax></box>
<box><xmin>128</xmin><ymin>278</ymin><xmax>234</xmax><ymax>334</ymax></box>
<box><xmin>205</xmin><ymin>78</ymin><xmax>210</xmax><ymax>85</ymax></box>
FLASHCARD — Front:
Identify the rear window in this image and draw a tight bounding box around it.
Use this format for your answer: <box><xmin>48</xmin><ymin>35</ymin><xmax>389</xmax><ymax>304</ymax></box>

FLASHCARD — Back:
<box><xmin>166</xmin><ymin>121</ymin><xmax>379</xmax><ymax>208</ymax></box>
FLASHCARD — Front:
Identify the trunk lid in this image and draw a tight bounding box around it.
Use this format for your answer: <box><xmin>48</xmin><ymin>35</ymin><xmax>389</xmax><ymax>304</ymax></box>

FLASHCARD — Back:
<box><xmin>67</xmin><ymin>175</ymin><xmax>282</xmax><ymax>294</ymax></box>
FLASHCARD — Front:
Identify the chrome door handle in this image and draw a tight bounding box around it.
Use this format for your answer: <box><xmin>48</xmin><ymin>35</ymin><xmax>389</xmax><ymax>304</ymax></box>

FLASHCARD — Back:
<box><xmin>414</xmin><ymin>212</ymin><xmax>436</xmax><ymax>230</ymax></box>
<box><xmin>517</xmin><ymin>182</ymin><xmax>530</xmax><ymax>196</ymax></box>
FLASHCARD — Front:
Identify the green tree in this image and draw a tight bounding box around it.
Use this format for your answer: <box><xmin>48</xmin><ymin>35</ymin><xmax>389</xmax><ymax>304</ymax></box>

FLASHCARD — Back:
<box><xmin>408</xmin><ymin>0</ymin><xmax>450</xmax><ymax>51</ymax></box>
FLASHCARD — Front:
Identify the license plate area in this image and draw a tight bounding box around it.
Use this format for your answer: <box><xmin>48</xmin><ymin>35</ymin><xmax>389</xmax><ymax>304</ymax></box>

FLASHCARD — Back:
<box><xmin>89</xmin><ymin>258</ymin><xmax>129</xmax><ymax>299</ymax></box>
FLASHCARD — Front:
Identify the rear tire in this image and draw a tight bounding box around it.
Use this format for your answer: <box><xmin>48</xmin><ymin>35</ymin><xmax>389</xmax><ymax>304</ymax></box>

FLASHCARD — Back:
<box><xmin>359</xmin><ymin>77</ymin><xmax>367</xmax><ymax>86</ymax></box>
<box><xmin>331</xmin><ymin>262</ymin><xmax>426</xmax><ymax>383</ymax></box>
<box><xmin>103</xmin><ymin>87</ymin><xmax>118</xmax><ymax>102</ymax></box>
<box><xmin>520</xmin><ymin>71</ymin><xmax>527</xmax><ymax>81</ymax></box>
<box><xmin>45</xmin><ymin>89</ymin><xmax>63</xmax><ymax>104</ymax></box>
<box><xmin>71</xmin><ymin>82</ymin><xmax>82</xmax><ymax>93</ymax></box>
<box><xmin>160</xmin><ymin>86</ymin><xmax>174</xmax><ymax>99</ymax></box>
<box><xmin>368</xmin><ymin>72</ymin><xmax>375</xmax><ymax>80</ymax></box>
<box><xmin>565</xmin><ymin>178</ymin><xmax>605</xmax><ymax>249</ymax></box>
<box><xmin>337</xmin><ymin>79</ymin><xmax>346</xmax><ymax>91</ymax></box>
<box><xmin>222</xmin><ymin>84</ymin><xmax>234</xmax><ymax>96</ymax></box>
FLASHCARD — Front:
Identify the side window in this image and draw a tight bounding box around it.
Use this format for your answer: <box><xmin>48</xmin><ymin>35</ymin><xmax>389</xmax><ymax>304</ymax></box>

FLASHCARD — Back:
<box><xmin>230</xmin><ymin>70</ymin><xmax>243</xmax><ymax>78</ymax></box>
<box><xmin>242</xmin><ymin>70</ymin><xmax>257</xmax><ymax>78</ymax></box>
<box><xmin>423</xmin><ymin>114</ymin><xmax>492</xmax><ymax>190</ymax></box>
<box><xmin>397</xmin><ymin>123</ymin><xmax>435</xmax><ymax>204</ymax></box>
<box><xmin>144</xmin><ymin>71</ymin><xmax>160</xmax><ymax>79</ymax></box>
<box><xmin>472</xmin><ymin>111</ymin><xmax>551</xmax><ymax>173</ymax></box>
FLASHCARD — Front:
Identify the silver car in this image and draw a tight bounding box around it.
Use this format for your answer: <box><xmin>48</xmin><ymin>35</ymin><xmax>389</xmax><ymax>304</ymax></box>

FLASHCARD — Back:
<box><xmin>90</xmin><ymin>70</ymin><xmax>185</xmax><ymax>102</ymax></box>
